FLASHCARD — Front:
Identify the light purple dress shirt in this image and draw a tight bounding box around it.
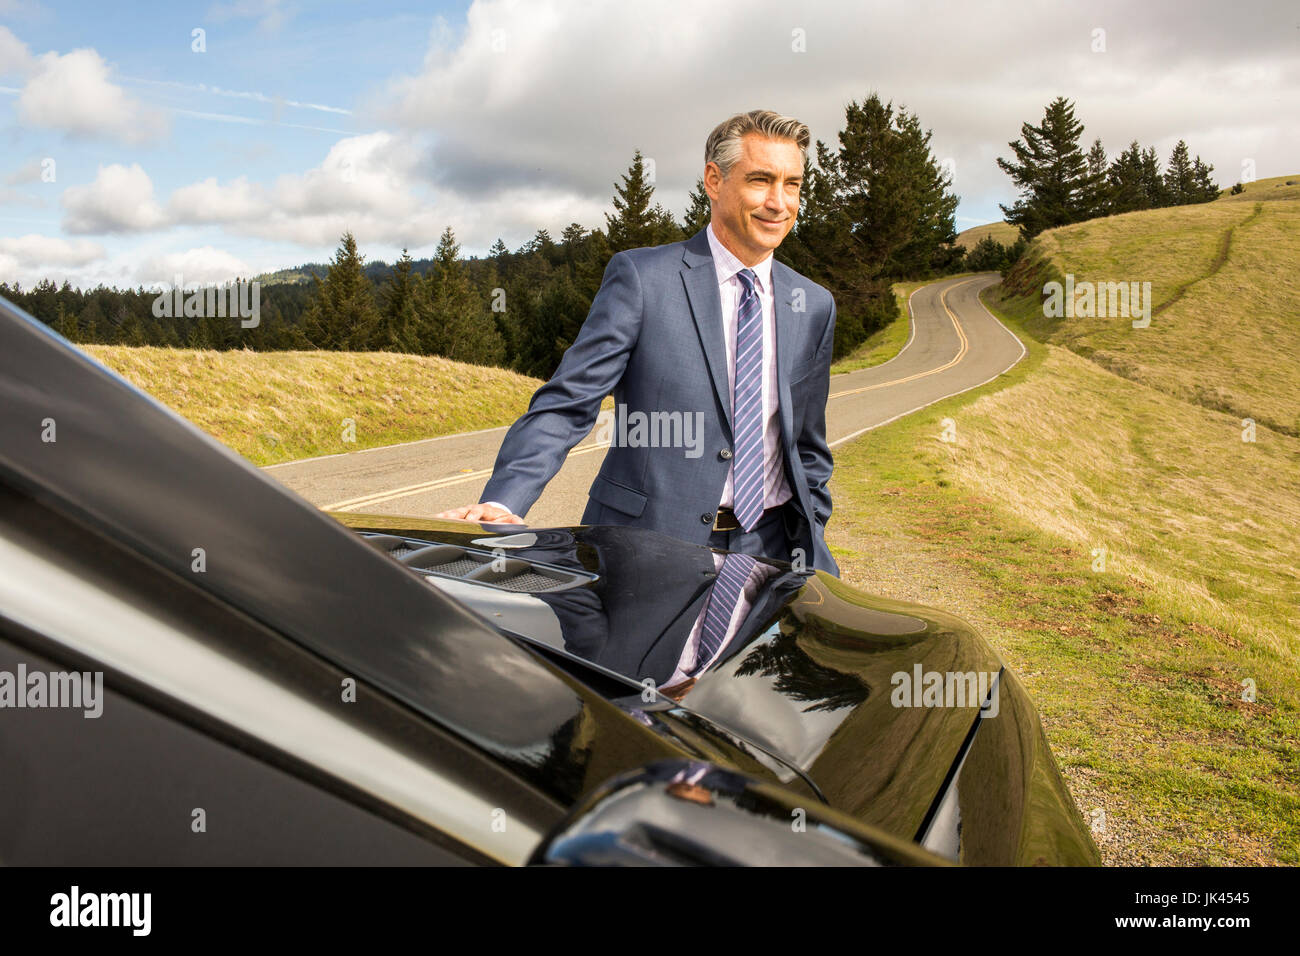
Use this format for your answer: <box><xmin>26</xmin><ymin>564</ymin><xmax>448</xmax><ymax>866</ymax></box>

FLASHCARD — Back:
<box><xmin>705</xmin><ymin>221</ymin><xmax>792</xmax><ymax>512</ymax></box>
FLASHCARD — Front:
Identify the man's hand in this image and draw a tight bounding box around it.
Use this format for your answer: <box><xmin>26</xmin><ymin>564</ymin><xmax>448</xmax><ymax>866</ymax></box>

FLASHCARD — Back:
<box><xmin>434</xmin><ymin>502</ymin><xmax>526</xmax><ymax>525</ymax></box>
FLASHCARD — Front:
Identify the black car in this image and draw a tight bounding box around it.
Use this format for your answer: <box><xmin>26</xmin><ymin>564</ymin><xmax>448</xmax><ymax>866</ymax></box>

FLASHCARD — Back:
<box><xmin>0</xmin><ymin>295</ymin><xmax>1099</xmax><ymax>866</ymax></box>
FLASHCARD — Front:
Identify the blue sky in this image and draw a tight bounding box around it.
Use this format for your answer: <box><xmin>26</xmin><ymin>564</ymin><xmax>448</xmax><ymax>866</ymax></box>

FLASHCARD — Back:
<box><xmin>1</xmin><ymin>0</ymin><xmax>1295</xmax><ymax>289</ymax></box>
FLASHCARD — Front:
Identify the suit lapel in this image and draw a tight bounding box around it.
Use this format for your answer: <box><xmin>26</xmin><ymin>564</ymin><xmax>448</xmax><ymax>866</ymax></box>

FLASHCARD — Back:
<box><xmin>772</xmin><ymin>262</ymin><xmax>798</xmax><ymax>460</ymax></box>
<box><xmin>681</xmin><ymin>229</ymin><xmax>733</xmax><ymax>440</ymax></box>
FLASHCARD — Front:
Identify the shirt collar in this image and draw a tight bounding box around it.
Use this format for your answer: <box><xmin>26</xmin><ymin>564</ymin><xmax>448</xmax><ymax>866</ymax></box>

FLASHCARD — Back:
<box><xmin>706</xmin><ymin>220</ymin><xmax>773</xmax><ymax>294</ymax></box>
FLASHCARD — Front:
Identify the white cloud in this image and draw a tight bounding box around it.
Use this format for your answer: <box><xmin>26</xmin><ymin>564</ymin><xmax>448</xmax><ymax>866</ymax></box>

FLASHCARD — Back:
<box><xmin>167</xmin><ymin>176</ymin><xmax>269</xmax><ymax>224</ymax></box>
<box><xmin>373</xmin><ymin>0</ymin><xmax>1300</xmax><ymax>229</ymax></box>
<box><xmin>0</xmin><ymin>25</ymin><xmax>33</xmax><ymax>75</ymax></box>
<box><xmin>5</xmin><ymin>158</ymin><xmax>49</xmax><ymax>185</ymax></box>
<box><xmin>137</xmin><ymin>246</ymin><xmax>254</xmax><ymax>287</ymax></box>
<box><xmin>17</xmin><ymin>46</ymin><xmax>166</xmax><ymax>143</ymax></box>
<box><xmin>16</xmin><ymin>0</ymin><xmax>1297</xmax><ymax>279</ymax></box>
<box><xmin>46</xmin><ymin>126</ymin><xmax>619</xmax><ymax>255</ymax></box>
<box><xmin>0</xmin><ymin>234</ymin><xmax>104</xmax><ymax>267</ymax></box>
<box><xmin>62</xmin><ymin>164</ymin><xmax>168</xmax><ymax>234</ymax></box>
<box><xmin>0</xmin><ymin>240</ymin><xmax>260</xmax><ymax>291</ymax></box>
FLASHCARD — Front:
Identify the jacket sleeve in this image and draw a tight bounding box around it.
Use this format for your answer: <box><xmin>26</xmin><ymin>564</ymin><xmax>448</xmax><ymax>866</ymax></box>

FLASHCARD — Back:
<box><xmin>479</xmin><ymin>251</ymin><xmax>643</xmax><ymax>517</ymax></box>
<box><xmin>796</xmin><ymin>295</ymin><xmax>839</xmax><ymax>576</ymax></box>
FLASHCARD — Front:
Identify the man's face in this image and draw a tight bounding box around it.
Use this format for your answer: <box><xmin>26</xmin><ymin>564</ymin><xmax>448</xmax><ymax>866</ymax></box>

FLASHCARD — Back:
<box><xmin>704</xmin><ymin>132</ymin><xmax>802</xmax><ymax>265</ymax></box>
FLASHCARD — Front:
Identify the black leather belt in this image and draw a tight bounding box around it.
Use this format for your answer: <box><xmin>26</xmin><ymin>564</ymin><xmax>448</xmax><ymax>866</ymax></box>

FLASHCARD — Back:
<box><xmin>713</xmin><ymin>507</ymin><xmax>741</xmax><ymax>531</ymax></box>
<box><xmin>714</xmin><ymin>505</ymin><xmax>785</xmax><ymax>532</ymax></box>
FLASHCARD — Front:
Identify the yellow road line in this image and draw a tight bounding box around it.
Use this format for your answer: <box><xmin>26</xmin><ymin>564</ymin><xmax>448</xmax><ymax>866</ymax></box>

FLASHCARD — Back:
<box><xmin>325</xmin><ymin>440</ymin><xmax>610</xmax><ymax>511</ymax></box>
<box><xmin>827</xmin><ymin>276</ymin><xmax>976</xmax><ymax>400</ymax></box>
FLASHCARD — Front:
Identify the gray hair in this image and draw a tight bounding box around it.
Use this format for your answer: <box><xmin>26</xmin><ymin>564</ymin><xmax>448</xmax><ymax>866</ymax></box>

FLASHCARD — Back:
<box><xmin>705</xmin><ymin>110</ymin><xmax>810</xmax><ymax>179</ymax></box>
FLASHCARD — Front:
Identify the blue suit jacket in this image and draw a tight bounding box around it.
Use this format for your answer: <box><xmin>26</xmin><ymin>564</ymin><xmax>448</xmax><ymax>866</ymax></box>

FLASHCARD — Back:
<box><xmin>481</xmin><ymin>225</ymin><xmax>840</xmax><ymax>575</ymax></box>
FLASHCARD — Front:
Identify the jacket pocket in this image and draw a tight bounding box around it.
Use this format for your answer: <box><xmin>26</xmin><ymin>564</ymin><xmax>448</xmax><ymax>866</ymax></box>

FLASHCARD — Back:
<box><xmin>588</xmin><ymin>473</ymin><xmax>648</xmax><ymax>517</ymax></box>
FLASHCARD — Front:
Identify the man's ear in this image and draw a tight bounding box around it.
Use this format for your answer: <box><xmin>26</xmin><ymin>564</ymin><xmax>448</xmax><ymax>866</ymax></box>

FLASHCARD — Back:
<box><xmin>703</xmin><ymin>161</ymin><xmax>722</xmax><ymax>202</ymax></box>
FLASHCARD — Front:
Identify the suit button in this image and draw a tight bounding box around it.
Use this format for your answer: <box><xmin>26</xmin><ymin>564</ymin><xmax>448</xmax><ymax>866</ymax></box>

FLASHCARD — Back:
<box><xmin>701</xmin><ymin>512</ymin><xmax>714</xmax><ymax>524</ymax></box>
<box><xmin>718</xmin><ymin>449</ymin><xmax>733</xmax><ymax>461</ymax></box>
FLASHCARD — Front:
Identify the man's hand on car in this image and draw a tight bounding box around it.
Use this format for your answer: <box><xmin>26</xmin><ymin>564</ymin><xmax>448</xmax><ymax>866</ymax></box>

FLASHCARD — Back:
<box><xmin>434</xmin><ymin>502</ymin><xmax>526</xmax><ymax>525</ymax></box>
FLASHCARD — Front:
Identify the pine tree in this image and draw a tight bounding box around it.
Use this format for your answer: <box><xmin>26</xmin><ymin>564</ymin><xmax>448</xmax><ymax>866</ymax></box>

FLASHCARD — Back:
<box><xmin>1191</xmin><ymin>157</ymin><xmax>1220</xmax><ymax>202</ymax></box>
<box><xmin>526</xmin><ymin>228</ymin><xmax>555</xmax><ymax>257</ymax></box>
<box><xmin>419</xmin><ymin>226</ymin><xmax>504</xmax><ymax>366</ymax></box>
<box><xmin>1139</xmin><ymin>146</ymin><xmax>1168</xmax><ymax>208</ymax></box>
<box><xmin>785</xmin><ymin>94</ymin><xmax>957</xmax><ymax>353</ymax></box>
<box><xmin>560</xmin><ymin>222</ymin><xmax>586</xmax><ymax>278</ymax></box>
<box><xmin>516</xmin><ymin>270</ymin><xmax>590</xmax><ymax>379</ymax></box>
<box><xmin>489</xmin><ymin>238</ymin><xmax>509</xmax><ymax>259</ymax></box>
<box><xmin>1081</xmin><ymin>138</ymin><xmax>1112</xmax><ymax>218</ymax></box>
<box><xmin>379</xmin><ymin>249</ymin><xmax>421</xmax><ymax>352</ymax></box>
<box><xmin>682</xmin><ymin>177</ymin><xmax>711</xmax><ymax>237</ymax></box>
<box><xmin>1108</xmin><ymin>141</ymin><xmax>1147</xmax><ymax>213</ymax></box>
<box><xmin>885</xmin><ymin>107</ymin><xmax>960</xmax><ymax>274</ymax></box>
<box><xmin>997</xmin><ymin>97</ymin><xmax>1101</xmax><ymax>239</ymax></box>
<box><xmin>299</xmin><ymin>232</ymin><xmax>382</xmax><ymax>350</ymax></box>
<box><xmin>79</xmin><ymin>298</ymin><xmax>104</xmax><ymax>343</ymax></box>
<box><xmin>1164</xmin><ymin>141</ymin><xmax>1196</xmax><ymax>205</ymax></box>
<box><xmin>653</xmin><ymin>203</ymin><xmax>684</xmax><ymax>243</ymax></box>
<box><xmin>606</xmin><ymin>150</ymin><xmax>664</xmax><ymax>252</ymax></box>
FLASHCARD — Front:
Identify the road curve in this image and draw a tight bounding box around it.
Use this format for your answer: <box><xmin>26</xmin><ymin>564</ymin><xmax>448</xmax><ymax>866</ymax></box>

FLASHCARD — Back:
<box><xmin>265</xmin><ymin>272</ymin><xmax>1025</xmax><ymax>526</ymax></box>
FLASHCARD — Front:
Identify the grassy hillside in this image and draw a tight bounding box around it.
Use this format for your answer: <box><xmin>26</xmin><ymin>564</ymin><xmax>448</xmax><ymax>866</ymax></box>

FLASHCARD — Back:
<box><xmin>83</xmin><ymin>346</ymin><xmax>544</xmax><ymax>466</ymax></box>
<box><xmin>955</xmin><ymin>220</ymin><xmax>1019</xmax><ymax>250</ymax></box>
<box><xmin>1003</xmin><ymin>174</ymin><xmax>1300</xmax><ymax>435</ymax></box>
<box><xmin>830</xmin><ymin>177</ymin><xmax>1300</xmax><ymax>864</ymax></box>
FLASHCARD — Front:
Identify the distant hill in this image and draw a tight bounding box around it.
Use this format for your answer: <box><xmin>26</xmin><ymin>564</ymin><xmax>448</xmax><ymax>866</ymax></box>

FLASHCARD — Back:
<box><xmin>955</xmin><ymin>220</ymin><xmax>1019</xmax><ymax>250</ymax></box>
<box><xmin>254</xmin><ymin>256</ymin><xmax>447</xmax><ymax>288</ymax></box>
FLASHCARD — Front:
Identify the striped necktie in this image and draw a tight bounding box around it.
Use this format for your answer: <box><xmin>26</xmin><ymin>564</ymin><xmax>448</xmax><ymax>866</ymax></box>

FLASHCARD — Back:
<box><xmin>732</xmin><ymin>268</ymin><xmax>764</xmax><ymax>532</ymax></box>
<box><xmin>690</xmin><ymin>551</ymin><xmax>759</xmax><ymax>677</ymax></box>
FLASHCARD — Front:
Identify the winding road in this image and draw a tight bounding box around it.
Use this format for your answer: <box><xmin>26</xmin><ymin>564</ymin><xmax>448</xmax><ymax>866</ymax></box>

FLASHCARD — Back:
<box><xmin>266</xmin><ymin>272</ymin><xmax>1025</xmax><ymax>525</ymax></box>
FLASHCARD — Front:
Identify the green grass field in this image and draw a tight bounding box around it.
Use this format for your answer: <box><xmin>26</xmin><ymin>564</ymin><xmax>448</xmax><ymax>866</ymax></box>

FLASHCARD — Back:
<box><xmin>830</xmin><ymin>175</ymin><xmax>1300</xmax><ymax>864</ymax></box>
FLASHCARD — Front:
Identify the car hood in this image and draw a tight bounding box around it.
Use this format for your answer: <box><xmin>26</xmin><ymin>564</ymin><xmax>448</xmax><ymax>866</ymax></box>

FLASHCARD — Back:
<box><xmin>332</xmin><ymin>513</ymin><xmax>1006</xmax><ymax>842</ymax></box>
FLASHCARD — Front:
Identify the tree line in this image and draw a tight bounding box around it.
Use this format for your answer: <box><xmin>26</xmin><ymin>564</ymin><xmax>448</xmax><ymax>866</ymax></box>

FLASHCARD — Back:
<box><xmin>998</xmin><ymin>96</ymin><xmax>1222</xmax><ymax>239</ymax></box>
<box><xmin>2</xmin><ymin>93</ymin><xmax>1223</xmax><ymax>374</ymax></box>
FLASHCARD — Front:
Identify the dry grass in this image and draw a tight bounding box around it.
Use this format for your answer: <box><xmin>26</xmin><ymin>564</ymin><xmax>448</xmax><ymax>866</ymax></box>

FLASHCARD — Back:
<box><xmin>82</xmin><ymin>345</ymin><xmax>544</xmax><ymax>465</ymax></box>
<box><xmin>1011</xmin><ymin>173</ymin><xmax>1300</xmax><ymax>436</ymax></box>
<box><xmin>829</xmin><ymin>178</ymin><xmax>1300</xmax><ymax>864</ymax></box>
<box><xmin>955</xmin><ymin>220</ymin><xmax>1019</xmax><ymax>250</ymax></box>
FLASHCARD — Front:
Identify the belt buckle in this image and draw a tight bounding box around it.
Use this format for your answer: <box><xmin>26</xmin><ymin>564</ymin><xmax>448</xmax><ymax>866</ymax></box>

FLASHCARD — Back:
<box><xmin>713</xmin><ymin>508</ymin><xmax>739</xmax><ymax>532</ymax></box>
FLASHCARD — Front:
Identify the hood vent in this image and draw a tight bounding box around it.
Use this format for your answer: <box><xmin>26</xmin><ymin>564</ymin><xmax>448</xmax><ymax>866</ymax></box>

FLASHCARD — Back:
<box><xmin>359</xmin><ymin>533</ymin><xmax>596</xmax><ymax>594</ymax></box>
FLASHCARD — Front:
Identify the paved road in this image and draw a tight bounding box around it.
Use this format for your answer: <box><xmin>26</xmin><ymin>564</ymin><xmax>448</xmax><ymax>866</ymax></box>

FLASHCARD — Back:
<box><xmin>266</xmin><ymin>272</ymin><xmax>1025</xmax><ymax>526</ymax></box>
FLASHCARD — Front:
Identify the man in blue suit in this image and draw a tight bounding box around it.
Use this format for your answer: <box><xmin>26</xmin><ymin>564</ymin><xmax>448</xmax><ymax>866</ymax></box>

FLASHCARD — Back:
<box><xmin>438</xmin><ymin>110</ymin><xmax>840</xmax><ymax>576</ymax></box>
